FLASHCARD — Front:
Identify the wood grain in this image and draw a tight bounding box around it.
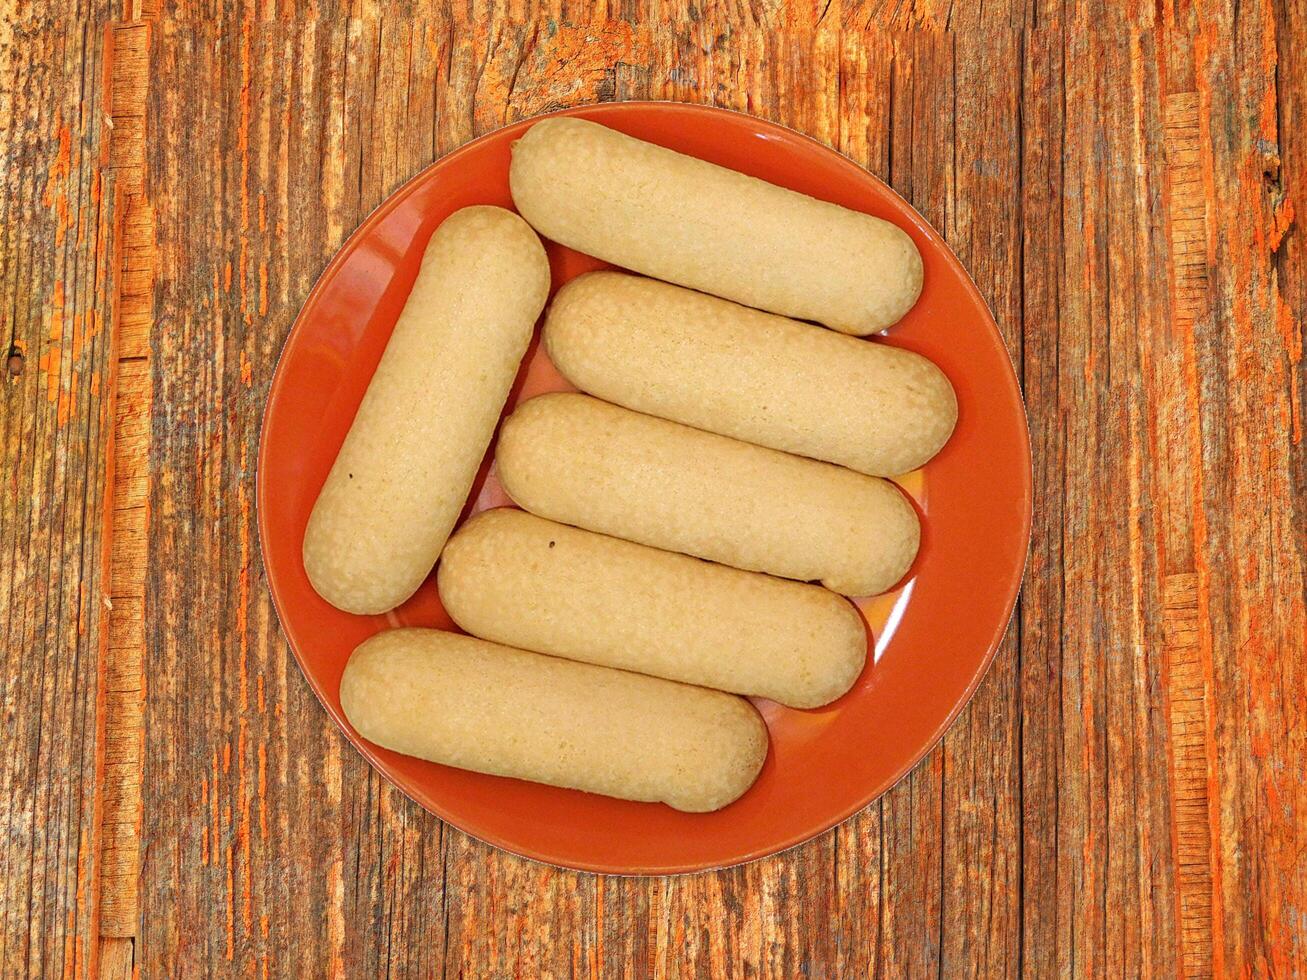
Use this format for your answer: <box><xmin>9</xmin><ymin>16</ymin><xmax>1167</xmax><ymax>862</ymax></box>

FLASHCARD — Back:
<box><xmin>0</xmin><ymin>2</ymin><xmax>1303</xmax><ymax>977</ymax></box>
<box><xmin>0</xmin><ymin>12</ymin><xmax>119</xmax><ymax>980</ymax></box>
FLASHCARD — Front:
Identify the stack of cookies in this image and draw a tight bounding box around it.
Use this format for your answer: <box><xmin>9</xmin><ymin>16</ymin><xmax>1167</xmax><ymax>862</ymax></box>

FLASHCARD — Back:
<box><xmin>301</xmin><ymin>119</ymin><xmax>957</xmax><ymax>813</ymax></box>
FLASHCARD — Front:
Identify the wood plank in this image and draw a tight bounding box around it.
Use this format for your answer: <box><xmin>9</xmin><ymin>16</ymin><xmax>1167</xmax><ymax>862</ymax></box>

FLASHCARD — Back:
<box><xmin>1155</xmin><ymin>18</ymin><xmax>1221</xmax><ymax>973</ymax></box>
<box><xmin>1188</xmin><ymin>0</ymin><xmax>1306</xmax><ymax>974</ymax></box>
<box><xmin>1020</xmin><ymin>7</ymin><xmax>1184</xmax><ymax>976</ymax></box>
<box><xmin>1269</xmin><ymin>0</ymin><xmax>1307</xmax><ymax>960</ymax></box>
<box><xmin>0</xmin><ymin>14</ymin><xmax>119</xmax><ymax>980</ymax></box>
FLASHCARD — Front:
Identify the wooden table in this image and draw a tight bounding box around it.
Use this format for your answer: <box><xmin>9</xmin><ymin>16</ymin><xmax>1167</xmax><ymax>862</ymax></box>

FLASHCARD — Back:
<box><xmin>3</xmin><ymin>3</ymin><xmax>1303</xmax><ymax>976</ymax></box>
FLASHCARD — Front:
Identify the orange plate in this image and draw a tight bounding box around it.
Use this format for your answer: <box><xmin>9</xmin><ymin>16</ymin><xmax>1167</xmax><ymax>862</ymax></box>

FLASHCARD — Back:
<box><xmin>257</xmin><ymin>102</ymin><xmax>1032</xmax><ymax>875</ymax></box>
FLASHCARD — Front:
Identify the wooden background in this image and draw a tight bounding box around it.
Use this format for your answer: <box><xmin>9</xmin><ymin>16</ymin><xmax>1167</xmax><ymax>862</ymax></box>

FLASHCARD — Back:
<box><xmin>2</xmin><ymin>1</ymin><xmax>1303</xmax><ymax>976</ymax></box>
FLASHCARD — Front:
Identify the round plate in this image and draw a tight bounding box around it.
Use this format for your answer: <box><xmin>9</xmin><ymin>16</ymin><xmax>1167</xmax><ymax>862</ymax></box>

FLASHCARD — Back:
<box><xmin>257</xmin><ymin>102</ymin><xmax>1032</xmax><ymax>875</ymax></box>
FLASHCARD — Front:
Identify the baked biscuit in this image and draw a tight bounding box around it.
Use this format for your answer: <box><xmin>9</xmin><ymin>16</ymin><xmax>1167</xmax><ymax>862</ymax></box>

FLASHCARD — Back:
<box><xmin>439</xmin><ymin>509</ymin><xmax>867</xmax><ymax>707</ymax></box>
<box><xmin>545</xmin><ymin>271</ymin><xmax>957</xmax><ymax>477</ymax></box>
<box><xmin>510</xmin><ymin>117</ymin><xmax>923</xmax><ymax>335</ymax></box>
<box><xmin>303</xmin><ymin>207</ymin><xmax>549</xmax><ymax>614</ymax></box>
<box><xmin>496</xmin><ymin>393</ymin><xmax>920</xmax><ymax>596</ymax></box>
<box><xmin>340</xmin><ymin>628</ymin><xmax>769</xmax><ymax>812</ymax></box>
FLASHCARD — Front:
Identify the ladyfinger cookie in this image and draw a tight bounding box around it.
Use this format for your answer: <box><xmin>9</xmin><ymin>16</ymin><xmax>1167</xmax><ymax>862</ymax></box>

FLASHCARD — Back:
<box><xmin>495</xmin><ymin>393</ymin><xmax>920</xmax><ymax>597</ymax></box>
<box><xmin>340</xmin><ymin>628</ymin><xmax>768</xmax><ymax>812</ymax></box>
<box><xmin>510</xmin><ymin>117</ymin><xmax>922</xmax><ymax>335</ymax></box>
<box><xmin>303</xmin><ymin>206</ymin><xmax>549</xmax><ymax>614</ymax></box>
<box><xmin>545</xmin><ymin>271</ymin><xmax>957</xmax><ymax>477</ymax></box>
<box><xmin>439</xmin><ymin>509</ymin><xmax>867</xmax><ymax>707</ymax></box>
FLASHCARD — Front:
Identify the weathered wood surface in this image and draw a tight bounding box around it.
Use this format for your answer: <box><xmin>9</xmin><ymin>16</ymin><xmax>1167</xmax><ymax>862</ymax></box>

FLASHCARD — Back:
<box><xmin>0</xmin><ymin>2</ymin><xmax>1302</xmax><ymax>976</ymax></box>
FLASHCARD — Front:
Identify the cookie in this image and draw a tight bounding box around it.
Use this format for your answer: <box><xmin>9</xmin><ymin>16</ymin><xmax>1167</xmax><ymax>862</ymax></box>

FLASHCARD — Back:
<box><xmin>545</xmin><ymin>271</ymin><xmax>957</xmax><ymax>477</ymax></box>
<box><xmin>496</xmin><ymin>393</ymin><xmax>920</xmax><ymax>596</ymax></box>
<box><xmin>510</xmin><ymin>117</ymin><xmax>922</xmax><ymax>334</ymax></box>
<box><xmin>439</xmin><ymin>509</ymin><xmax>867</xmax><ymax>707</ymax></box>
<box><xmin>339</xmin><ymin>628</ymin><xmax>769</xmax><ymax>812</ymax></box>
<box><xmin>302</xmin><ymin>207</ymin><xmax>549</xmax><ymax>614</ymax></box>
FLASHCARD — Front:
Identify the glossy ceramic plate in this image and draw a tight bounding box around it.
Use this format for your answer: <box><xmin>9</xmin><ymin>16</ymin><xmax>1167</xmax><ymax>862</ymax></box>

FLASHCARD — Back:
<box><xmin>257</xmin><ymin>102</ymin><xmax>1032</xmax><ymax>874</ymax></box>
